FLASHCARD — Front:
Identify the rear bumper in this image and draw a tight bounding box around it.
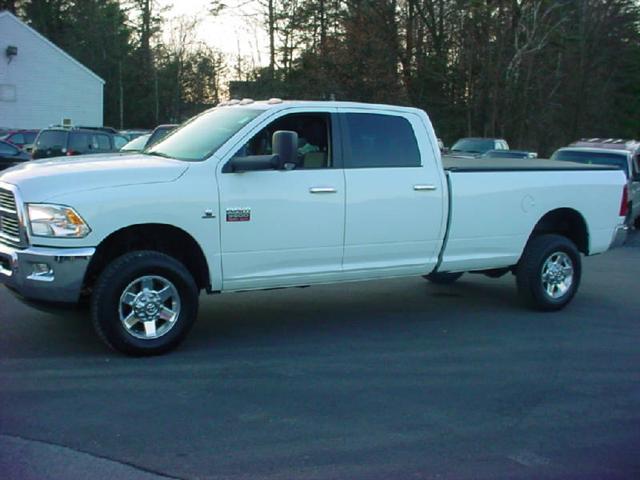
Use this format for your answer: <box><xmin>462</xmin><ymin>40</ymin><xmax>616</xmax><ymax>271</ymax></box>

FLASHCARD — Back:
<box><xmin>610</xmin><ymin>224</ymin><xmax>628</xmax><ymax>249</ymax></box>
<box><xmin>0</xmin><ymin>243</ymin><xmax>94</xmax><ymax>303</ymax></box>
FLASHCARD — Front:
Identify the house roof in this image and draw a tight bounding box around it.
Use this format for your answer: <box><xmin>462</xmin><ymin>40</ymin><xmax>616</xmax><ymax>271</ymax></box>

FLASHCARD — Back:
<box><xmin>0</xmin><ymin>10</ymin><xmax>105</xmax><ymax>84</ymax></box>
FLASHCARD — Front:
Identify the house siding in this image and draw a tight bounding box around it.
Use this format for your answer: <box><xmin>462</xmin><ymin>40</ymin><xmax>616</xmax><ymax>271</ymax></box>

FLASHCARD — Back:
<box><xmin>0</xmin><ymin>12</ymin><xmax>104</xmax><ymax>129</ymax></box>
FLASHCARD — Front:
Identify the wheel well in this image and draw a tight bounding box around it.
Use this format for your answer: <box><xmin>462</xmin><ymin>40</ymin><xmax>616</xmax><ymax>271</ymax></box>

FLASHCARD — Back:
<box><xmin>82</xmin><ymin>224</ymin><xmax>211</xmax><ymax>295</ymax></box>
<box><xmin>529</xmin><ymin>208</ymin><xmax>589</xmax><ymax>254</ymax></box>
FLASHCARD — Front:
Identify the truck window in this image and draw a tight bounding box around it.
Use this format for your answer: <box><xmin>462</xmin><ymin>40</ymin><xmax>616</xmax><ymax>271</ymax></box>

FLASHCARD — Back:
<box><xmin>343</xmin><ymin>113</ymin><xmax>420</xmax><ymax>168</ymax></box>
<box><xmin>68</xmin><ymin>133</ymin><xmax>91</xmax><ymax>154</ymax></box>
<box><xmin>233</xmin><ymin>113</ymin><xmax>332</xmax><ymax>169</ymax></box>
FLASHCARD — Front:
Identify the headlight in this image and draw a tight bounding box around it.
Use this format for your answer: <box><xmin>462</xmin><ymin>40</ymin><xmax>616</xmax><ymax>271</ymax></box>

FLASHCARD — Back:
<box><xmin>27</xmin><ymin>204</ymin><xmax>91</xmax><ymax>238</ymax></box>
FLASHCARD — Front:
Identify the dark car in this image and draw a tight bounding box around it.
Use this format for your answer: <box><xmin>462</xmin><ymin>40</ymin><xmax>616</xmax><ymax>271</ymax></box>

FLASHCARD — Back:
<box><xmin>32</xmin><ymin>128</ymin><xmax>121</xmax><ymax>159</ymax></box>
<box><xmin>1</xmin><ymin>129</ymin><xmax>39</xmax><ymax>150</ymax></box>
<box><xmin>146</xmin><ymin>124</ymin><xmax>178</xmax><ymax>147</ymax></box>
<box><xmin>0</xmin><ymin>140</ymin><xmax>30</xmax><ymax>170</ymax></box>
<box><xmin>481</xmin><ymin>149</ymin><xmax>537</xmax><ymax>159</ymax></box>
<box><xmin>450</xmin><ymin>137</ymin><xmax>510</xmax><ymax>156</ymax></box>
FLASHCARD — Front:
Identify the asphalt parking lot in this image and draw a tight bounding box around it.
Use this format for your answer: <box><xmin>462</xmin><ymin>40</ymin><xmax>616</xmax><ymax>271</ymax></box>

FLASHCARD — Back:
<box><xmin>1</xmin><ymin>234</ymin><xmax>639</xmax><ymax>480</ymax></box>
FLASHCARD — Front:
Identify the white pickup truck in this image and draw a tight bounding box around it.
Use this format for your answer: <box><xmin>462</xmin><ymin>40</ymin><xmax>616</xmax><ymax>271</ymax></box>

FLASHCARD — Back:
<box><xmin>0</xmin><ymin>101</ymin><xmax>628</xmax><ymax>355</ymax></box>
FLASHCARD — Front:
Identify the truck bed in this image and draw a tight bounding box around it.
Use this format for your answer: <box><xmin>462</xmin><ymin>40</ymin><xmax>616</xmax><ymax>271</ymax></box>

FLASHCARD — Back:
<box><xmin>442</xmin><ymin>156</ymin><xmax>618</xmax><ymax>172</ymax></box>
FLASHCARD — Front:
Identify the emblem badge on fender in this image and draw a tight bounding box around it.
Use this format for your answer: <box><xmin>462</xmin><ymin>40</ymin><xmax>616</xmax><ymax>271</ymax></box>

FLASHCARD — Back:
<box><xmin>226</xmin><ymin>208</ymin><xmax>251</xmax><ymax>222</ymax></box>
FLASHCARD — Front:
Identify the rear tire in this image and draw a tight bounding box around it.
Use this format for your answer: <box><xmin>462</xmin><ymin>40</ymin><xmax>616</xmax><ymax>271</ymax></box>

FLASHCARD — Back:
<box><xmin>516</xmin><ymin>234</ymin><xmax>581</xmax><ymax>311</ymax></box>
<box><xmin>91</xmin><ymin>251</ymin><xmax>199</xmax><ymax>356</ymax></box>
<box><xmin>424</xmin><ymin>271</ymin><xmax>464</xmax><ymax>284</ymax></box>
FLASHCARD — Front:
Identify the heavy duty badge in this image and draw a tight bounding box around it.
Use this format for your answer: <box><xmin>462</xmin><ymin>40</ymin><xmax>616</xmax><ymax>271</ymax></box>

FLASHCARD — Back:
<box><xmin>226</xmin><ymin>207</ymin><xmax>251</xmax><ymax>222</ymax></box>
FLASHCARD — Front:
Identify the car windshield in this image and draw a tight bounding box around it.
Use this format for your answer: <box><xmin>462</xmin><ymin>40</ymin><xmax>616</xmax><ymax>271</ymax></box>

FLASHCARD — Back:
<box><xmin>145</xmin><ymin>108</ymin><xmax>263</xmax><ymax>161</ymax></box>
<box><xmin>552</xmin><ymin>150</ymin><xmax>629</xmax><ymax>177</ymax></box>
<box><xmin>451</xmin><ymin>138</ymin><xmax>494</xmax><ymax>154</ymax></box>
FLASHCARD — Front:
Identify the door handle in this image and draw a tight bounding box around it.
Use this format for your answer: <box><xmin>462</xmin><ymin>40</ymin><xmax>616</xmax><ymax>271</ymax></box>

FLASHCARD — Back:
<box><xmin>414</xmin><ymin>185</ymin><xmax>437</xmax><ymax>191</ymax></box>
<box><xmin>309</xmin><ymin>187</ymin><xmax>337</xmax><ymax>194</ymax></box>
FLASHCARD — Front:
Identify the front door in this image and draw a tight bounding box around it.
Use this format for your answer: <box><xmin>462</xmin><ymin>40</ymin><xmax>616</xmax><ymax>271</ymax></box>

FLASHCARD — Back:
<box><xmin>217</xmin><ymin>110</ymin><xmax>345</xmax><ymax>290</ymax></box>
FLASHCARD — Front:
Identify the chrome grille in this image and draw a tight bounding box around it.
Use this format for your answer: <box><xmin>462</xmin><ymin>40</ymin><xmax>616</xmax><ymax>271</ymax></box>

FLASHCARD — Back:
<box><xmin>0</xmin><ymin>189</ymin><xmax>16</xmax><ymax>213</ymax></box>
<box><xmin>0</xmin><ymin>187</ymin><xmax>24</xmax><ymax>248</ymax></box>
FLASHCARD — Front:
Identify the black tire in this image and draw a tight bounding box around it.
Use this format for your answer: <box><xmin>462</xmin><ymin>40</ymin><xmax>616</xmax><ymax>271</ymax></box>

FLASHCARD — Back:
<box><xmin>516</xmin><ymin>234</ymin><xmax>581</xmax><ymax>311</ymax></box>
<box><xmin>423</xmin><ymin>271</ymin><xmax>464</xmax><ymax>284</ymax></box>
<box><xmin>91</xmin><ymin>251</ymin><xmax>199</xmax><ymax>356</ymax></box>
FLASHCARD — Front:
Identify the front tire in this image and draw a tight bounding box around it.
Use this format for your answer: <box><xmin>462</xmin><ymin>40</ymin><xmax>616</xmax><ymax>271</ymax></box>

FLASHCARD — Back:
<box><xmin>516</xmin><ymin>234</ymin><xmax>581</xmax><ymax>311</ymax></box>
<box><xmin>91</xmin><ymin>251</ymin><xmax>199</xmax><ymax>356</ymax></box>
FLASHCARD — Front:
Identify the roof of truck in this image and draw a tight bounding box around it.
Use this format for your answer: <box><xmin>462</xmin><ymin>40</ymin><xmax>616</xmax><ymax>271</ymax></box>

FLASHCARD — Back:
<box><xmin>216</xmin><ymin>99</ymin><xmax>425</xmax><ymax>114</ymax></box>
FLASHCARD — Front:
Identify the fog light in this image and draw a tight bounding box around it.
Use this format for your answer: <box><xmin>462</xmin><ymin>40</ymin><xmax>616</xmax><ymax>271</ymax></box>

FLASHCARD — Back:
<box><xmin>28</xmin><ymin>263</ymin><xmax>54</xmax><ymax>281</ymax></box>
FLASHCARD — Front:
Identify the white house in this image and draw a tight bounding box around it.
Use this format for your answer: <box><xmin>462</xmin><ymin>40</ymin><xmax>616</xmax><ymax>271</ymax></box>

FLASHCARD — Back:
<box><xmin>0</xmin><ymin>11</ymin><xmax>104</xmax><ymax>129</ymax></box>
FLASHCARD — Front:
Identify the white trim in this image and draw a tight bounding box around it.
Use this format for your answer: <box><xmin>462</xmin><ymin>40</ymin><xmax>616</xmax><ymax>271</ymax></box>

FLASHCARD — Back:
<box><xmin>0</xmin><ymin>10</ymin><xmax>105</xmax><ymax>84</ymax></box>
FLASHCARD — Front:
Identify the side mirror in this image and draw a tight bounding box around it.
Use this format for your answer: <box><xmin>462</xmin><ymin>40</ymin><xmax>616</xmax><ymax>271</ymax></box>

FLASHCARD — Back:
<box><xmin>272</xmin><ymin>130</ymin><xmax>298</xmax><ymax>169</ymax></box>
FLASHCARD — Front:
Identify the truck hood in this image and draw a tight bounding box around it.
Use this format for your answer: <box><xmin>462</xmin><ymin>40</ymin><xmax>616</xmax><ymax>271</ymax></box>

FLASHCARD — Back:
<box><xmin>0</xmin><ymin>153</ymin><xmax>189</xmax><ymax>201</ymax></box>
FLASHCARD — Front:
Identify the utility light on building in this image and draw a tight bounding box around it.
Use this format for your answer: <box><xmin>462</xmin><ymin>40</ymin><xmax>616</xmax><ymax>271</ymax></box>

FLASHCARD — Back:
<box><xmin>6</xmin><ymin>45</ymin><xmax>17</xmax><ymax>63</ymax></box>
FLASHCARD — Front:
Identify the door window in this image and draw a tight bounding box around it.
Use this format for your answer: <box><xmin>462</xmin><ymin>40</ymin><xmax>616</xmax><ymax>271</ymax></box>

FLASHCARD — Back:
<box><xmin>69</xmin><ymin>133</ymin><xmax>91</xmax><ymax>153</ymax></box>
<box><xmin>343</xmin><ymin>113</ymin><xmax>420</xmax><ymax>168</ymax></box>
<box><xmin>233</xmin><ymin>113</ymin><xmax>332</xmax><ymax>169</ymax></box>
<box><xmin>0</xmin><ymin>141</ymin><xmax>18</xmax><ymax>155</ymax></box>
<box><xmin>95</xmin><ymin>134</ymin><xmax>111</xmax><ymax>151</ymax></box>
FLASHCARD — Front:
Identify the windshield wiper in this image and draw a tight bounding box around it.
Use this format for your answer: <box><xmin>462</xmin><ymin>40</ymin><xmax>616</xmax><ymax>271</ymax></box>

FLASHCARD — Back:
<box><xmin>143</xmin><ymin>151</ymin><xmax>174</xmax><ymax>159</ymax></box>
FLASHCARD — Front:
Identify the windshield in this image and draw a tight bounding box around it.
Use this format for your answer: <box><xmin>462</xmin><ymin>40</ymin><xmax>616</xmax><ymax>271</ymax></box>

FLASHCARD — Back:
<box><xmin>146</xmin><ymin>108</ymin><xmax>263</xmax><ymax>161</ymax></box>
<box><xmin>451</xmin><ymin>138</ymin><xmax>495</xmax><ymax>154</ymax></box>
<box><xmin>552</xmin><ymin>150</ymin><xmax>629</xmax><ymax>177</ymax></box>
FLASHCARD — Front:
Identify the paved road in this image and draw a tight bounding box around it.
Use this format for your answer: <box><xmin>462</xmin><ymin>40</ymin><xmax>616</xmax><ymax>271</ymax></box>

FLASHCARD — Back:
<box><xmin>1</xmin><ymin>236</ymin><xmax>639</xmax><ymax>480</ymax></box>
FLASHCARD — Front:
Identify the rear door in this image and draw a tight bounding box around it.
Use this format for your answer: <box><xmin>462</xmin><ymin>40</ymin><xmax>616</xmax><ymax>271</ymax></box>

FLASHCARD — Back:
<box><xmin>339</xmin><ymin>109</ymin><xmax>446</xmax><ymax>275</ymax></box>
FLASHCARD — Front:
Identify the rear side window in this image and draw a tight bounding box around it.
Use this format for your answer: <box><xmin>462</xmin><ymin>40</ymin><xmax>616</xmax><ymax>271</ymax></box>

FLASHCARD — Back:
<box><xmin>24</xmin><ymin>132</ymin><xmax>37</xmax><ymax>143</ymax></box>
<box><xmin>343</xmin><ymin>113</ymin><xmax>420</xmax><ymax>168</ymax></box>
<box><xmin>9</xmin><ymin>133</ymin><xmax>24</xmax><ymax>144</ymax></box>
<box><xmin>35</xmin><ymin>131</ymin><xmax>67</xmax><ymax>150</ymax></box>
<box><xmin>95</xmin><ymin>134</ymin><xmax>111</xmax><ymax>150</ymax></box>
<box><xmin>69</xmin><ymin>133</ymin><xmax>91</xmax><ymax>153</ymax></box>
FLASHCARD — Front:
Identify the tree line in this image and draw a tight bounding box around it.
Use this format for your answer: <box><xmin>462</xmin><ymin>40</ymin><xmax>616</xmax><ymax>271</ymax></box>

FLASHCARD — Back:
<box><xmin>1</xmin><ymin>0</ymin><xmax>639</xmax><ymax>154</ymax></box>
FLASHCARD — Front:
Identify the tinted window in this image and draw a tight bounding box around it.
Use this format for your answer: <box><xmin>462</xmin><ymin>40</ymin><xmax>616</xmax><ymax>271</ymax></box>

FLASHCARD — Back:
<box><xmin>68</xmin><ymin>133</ymin><xmax>91</xmax><ymax>153</ymax></box>
<box><xmin>24</xmin><ymin>132</ymin><xmax>37</xmax><ymax>143</ymax></box>
<box><xmin>9</xmin><ymin>133</ymin><xmax>24</xmax><ymax>144</ymax></box>
<box><xmin>233</xmin><ymin>113</ymin><xmax>332</xmax><ymax>169</ymax></box>
<box><xmin>35</xmin><ymin>131</ymin><xmax>67</xmax><ymax>149</ymax></box>
<box><xmin>0</xmin><ymin>141</ymin><xmax>18</xmax><ymax>155</ymax></box>
<box><xmin>344</xmin><ymin>113</ymin><xmax>420</xmax><ymax>168</ymax></box>
<box><xmin>552</xmin><ymin>150</ymin><xmax>629</xmax><ymax>177</ymax></box>
<box><xmin>95</xmin><ymin>134</ymin><xmax>111</xmax><ymax>150</ymax></box>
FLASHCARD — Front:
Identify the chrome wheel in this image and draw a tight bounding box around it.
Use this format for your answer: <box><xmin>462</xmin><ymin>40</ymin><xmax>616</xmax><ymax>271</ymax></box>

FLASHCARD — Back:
<box><xmin>118</xmin><ymin>275</ymin><xmax>181</xmax><ymax>340</ymax></box>
<box><xmin>541</xmin><ymin>251</ymin><xmax>574</xmax><ymax>299</ymax></box>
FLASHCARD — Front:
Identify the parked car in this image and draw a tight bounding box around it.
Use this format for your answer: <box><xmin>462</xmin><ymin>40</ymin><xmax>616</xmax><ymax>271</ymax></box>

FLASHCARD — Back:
<box><xmin>482</xmin><ymin>149</ymin><xmax>537</xmax><ymax>159</ymax></box>
<box><xmin>450</xmin><ymin>137</ymin><xmax>510</xmax><ymax>157</ymax></box>
<box><xmin>0</xmin><ymin>139</ymin><xmax>30</xmax><ymax>170</ymax></box>
<box><xmin>146</xmin><ymin>124</ymin><xmax>178</xmax><ymax>147</ymax></box>
<box><xmin>120</xmin><ymin>134</ymin><xmax>151</xmax><ymax>152</ymax></box>
<box><xmin>119</xmin><ymin>129</ymin><xmax>151</xmax><ymax>141</ymax></box>
<box><xmin>1</xmin><ymin>129</ymin><xmax>39</xmax><ymax>152</ymax></box>
<box><xmin>32</xmin><ymin>128</ymin><xmax>121</xmax><ymax>159</ymax></box>
<box><xmin>0</xmin><ymin>100</ymin><xmax>627</xmax><ymax>355</ymax></box>
<box><xmin>551</xmin><ymin>146</ymin><xmax>640</xmax><ymax>227</ymax></box>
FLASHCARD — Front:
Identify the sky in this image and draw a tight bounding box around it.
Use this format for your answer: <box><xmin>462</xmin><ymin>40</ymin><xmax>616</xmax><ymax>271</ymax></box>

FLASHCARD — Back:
<box><xmin>158</xmin><ymin>0</ymin><xmax>269</xmax><ymax>69</ymax></box>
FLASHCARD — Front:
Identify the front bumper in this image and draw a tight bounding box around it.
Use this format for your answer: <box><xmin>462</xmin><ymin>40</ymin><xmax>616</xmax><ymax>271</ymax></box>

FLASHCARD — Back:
<box><xmin>610</xmin><ymin>224</ymin><xmax>628</xmax><ymax>249</ymax></box>
<box><xmin>0</xmin><ymin>243</ymin><xmax>94</xmax><ymax>303</ymax></box>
